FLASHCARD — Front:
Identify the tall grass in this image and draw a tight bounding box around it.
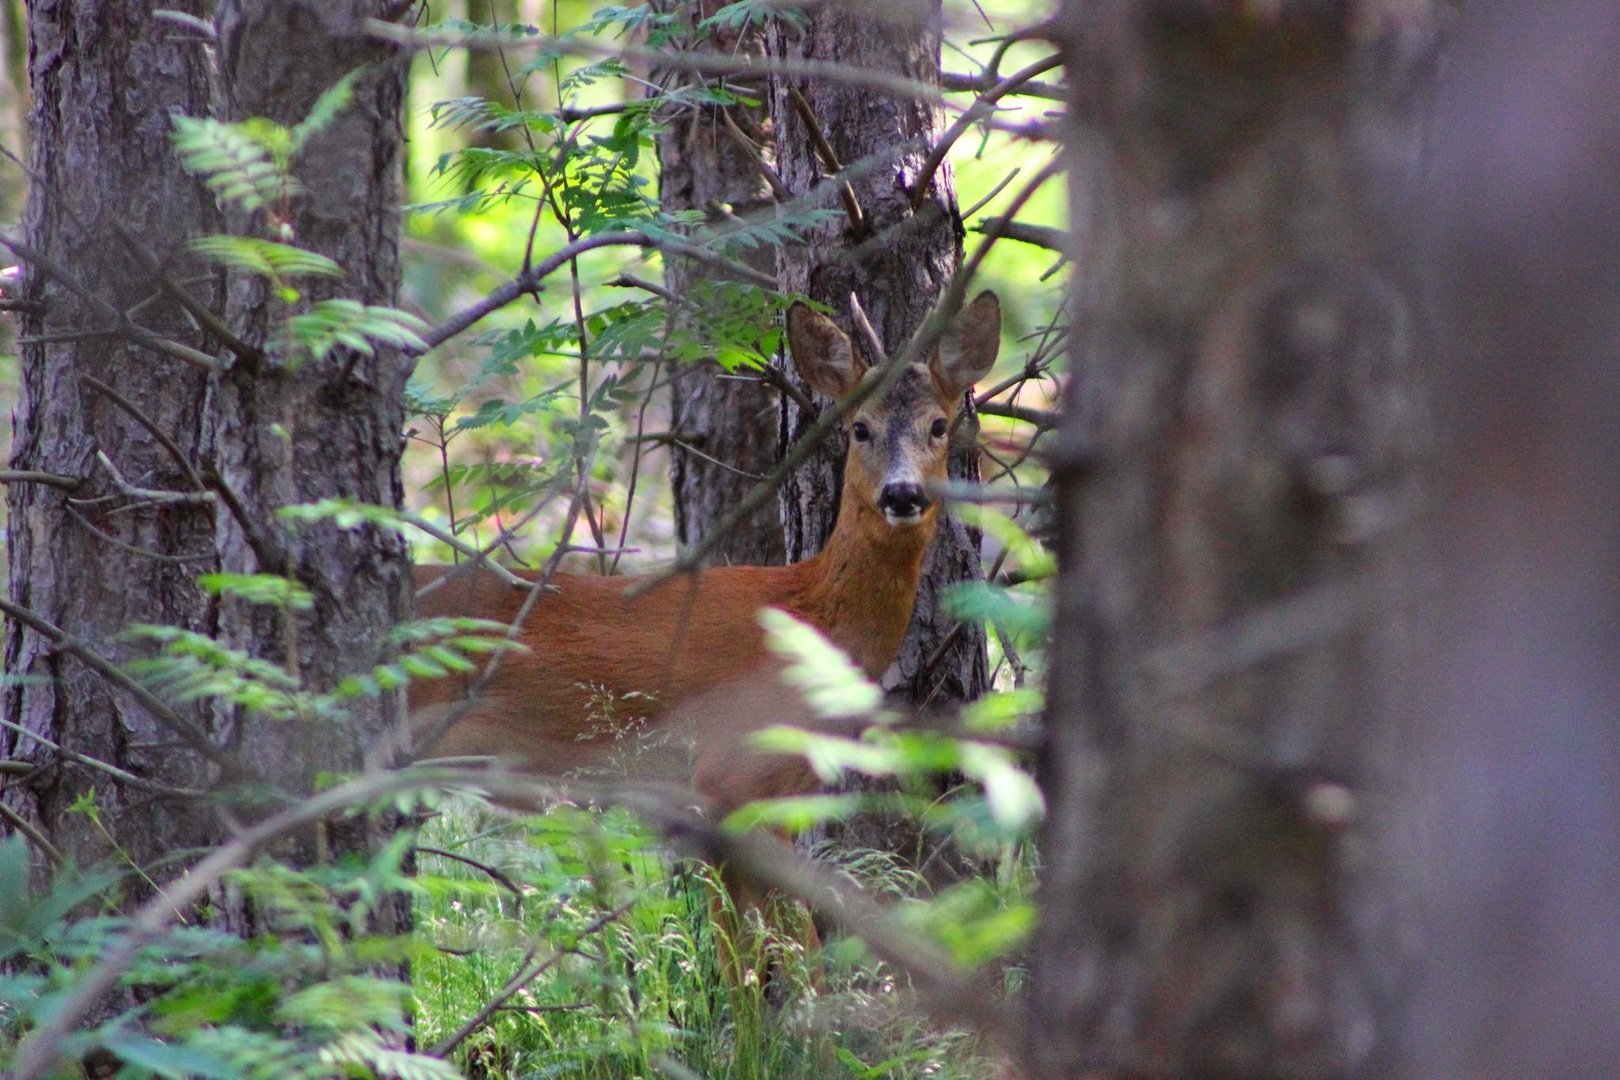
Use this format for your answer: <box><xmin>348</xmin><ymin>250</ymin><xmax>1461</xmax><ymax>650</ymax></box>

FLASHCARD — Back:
<box><xmin>412</xmin><ymin>799</ymin><xmax>1019</xmax><ymax>1079</ymax></box>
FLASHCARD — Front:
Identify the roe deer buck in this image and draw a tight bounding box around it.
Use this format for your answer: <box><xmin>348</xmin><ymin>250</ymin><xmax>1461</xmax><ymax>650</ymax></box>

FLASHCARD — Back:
<box><xmin>409</xmin><ymin>291</ymin><xmax>1001</xmax><ymax>816</ymax></box>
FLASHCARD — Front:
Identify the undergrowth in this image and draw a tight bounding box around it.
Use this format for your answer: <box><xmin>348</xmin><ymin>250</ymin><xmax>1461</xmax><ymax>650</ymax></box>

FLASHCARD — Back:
<box><xmin>413</xmin><ymin>799</ymin><xmax>1023</xmax><ymax>1080</ymax></box>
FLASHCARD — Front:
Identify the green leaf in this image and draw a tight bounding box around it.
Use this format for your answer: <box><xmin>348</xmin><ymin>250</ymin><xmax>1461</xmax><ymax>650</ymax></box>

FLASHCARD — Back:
<box><xmin>758</xmin><ymin>608</ymin><xmax>883</xmax><ymax>720</ymax></box>
<box><xmin>720</xmin><ymin>794</ymin><xmax>862</xmax><ymax>833</ymax></box>
<box><xmin>198</xmin><ymin>573</ymin><xmax>314</xmax><ymax>611</ymax></box>
<box><xmin>188</xmin><ymin>236</ymin><xmax>341</xmax><ymax>282</ymax></box>
<box><xmin>286</xmin><ymin>299</ymin><xmax>429</xmax><ymax>365</ymax></box>
<box><xmin>288</xmin><ymin>68</ymin><xmax>364</xmax><ymax>154</ymax></box>
<box><xmin>171</xmin><ymin>114</ymin><xmax>297</xmax><ymax>213</ymax></box>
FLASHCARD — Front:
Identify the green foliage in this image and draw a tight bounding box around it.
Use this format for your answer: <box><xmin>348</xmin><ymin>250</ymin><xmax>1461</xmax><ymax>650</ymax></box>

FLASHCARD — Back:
<box><xmin>0</xmin><ymin>831</ymin><xmax>455</xmax><ymax>1080</ymax></box>
<box><xmin>286</xmin><ymin>299</ymin><xmax>430</xmax><ymax>366</ymax></box>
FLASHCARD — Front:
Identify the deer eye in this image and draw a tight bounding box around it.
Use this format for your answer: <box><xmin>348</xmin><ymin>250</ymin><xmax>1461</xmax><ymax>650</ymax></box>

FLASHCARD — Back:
<box><xmin>930</xmin><ymin>417</ymin><xmax>948</xmax><ymax>439</ymax></box>
<box><xmin>851</xmin><ymin>421</ymin><xmax>872</xmax><ymax>443</ymax></box>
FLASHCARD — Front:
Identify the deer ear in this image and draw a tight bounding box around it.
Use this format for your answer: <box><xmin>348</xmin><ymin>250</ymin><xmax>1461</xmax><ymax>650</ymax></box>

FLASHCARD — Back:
<box><xmin>787</xmin><ymin>303</ymin><xmax>866</xmax><ymax>400</ymax></box>
<box><xmin>932</xmin><ymin>290</ymin><xmax>1001</xmax><ymax>398</ymax></box>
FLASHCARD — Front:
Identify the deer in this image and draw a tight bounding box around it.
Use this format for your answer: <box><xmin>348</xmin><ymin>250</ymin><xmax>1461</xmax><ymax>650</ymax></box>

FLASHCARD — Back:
<box><xmin>407</xmin><ymin>291</ymin><xmax>1000</xmax><ymax>970</ymax></box>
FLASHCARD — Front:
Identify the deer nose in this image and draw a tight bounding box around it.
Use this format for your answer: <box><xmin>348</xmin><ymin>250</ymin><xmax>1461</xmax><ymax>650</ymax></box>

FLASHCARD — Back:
<box><xmin>877</xmin><ymin>481</ymin><xmax>930</xmax><ymax>522</ymax></box>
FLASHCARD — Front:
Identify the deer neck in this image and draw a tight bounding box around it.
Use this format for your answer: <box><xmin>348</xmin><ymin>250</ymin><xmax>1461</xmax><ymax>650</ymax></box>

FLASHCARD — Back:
<box><xmin>800</xmin><ymin>482</ymin><xmax>936</xmax><ymax>679</ymax></box>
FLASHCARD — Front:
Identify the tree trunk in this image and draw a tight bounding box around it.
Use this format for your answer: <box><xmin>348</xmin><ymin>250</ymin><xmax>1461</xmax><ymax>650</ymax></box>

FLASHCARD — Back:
<box><xmin>655</xmin><ymin>0</ymin><xmax>785</xmax><ymax>568</ymax></box>
<box><xmin>769</xmin><ymin>0</ymin><xmax>986</xmax><ymax>704</ymax></box>
<box><xmin>1402</xmin><ymin>4</ymin><xmax>1620</xmax><ymax>1073</ymax></box>
<box><xmin>1031</xmin><ymin>3</ymin><xmax>1436</xmax><ymax>1075</ymax></box>
<box><xmin>3</xmin><ymin>0</ymin><xmax>222</xmax><ymax>874</ymax></box>
<box><xmin>208</xmin><ymin>0</ymin><xmax>412</xmax><ymax>871</ymax></box>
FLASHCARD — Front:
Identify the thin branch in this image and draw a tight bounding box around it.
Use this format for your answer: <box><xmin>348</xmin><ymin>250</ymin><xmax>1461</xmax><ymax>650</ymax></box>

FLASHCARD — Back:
<box><xmin>64</xmin><ymin>504</ymin><xmax>217</xmax><ymax>565</ymax></box>
<box><xmin>846</xmin><ymin>292</ymin><xmax>888</xmax><ymax>365</ymax></box>
<box><xmin>365</xmin><ymin>21</ymin><xmax>944</xmax><ymax>105</ymax></box>
<box><xmin>0</xmin><ymin>233</ymin><xmax>223</xmax><ymax>373</ymax></box>
<box><xmin>0</xmin><ymin>596</ymin><xmax>246</xmax><ymax>781</ymax></box>
<box><xmin>976</xmin><ymin>400</ymin><xmax>1060</xmax><ymax>428</ymax></box>
<box><xmin>406</xmin><ymin>468</ymin><xmax>593</xmax><ymax>762</ymax></box>
<box><xmin>751</xmin><ymin>361</ymin><xmax>819</xmax><ymax>418</ymax></box>
<box><xmin>415</xmin><ymin>230</ymin><xmax>775</xmax><ymax>354</ymax></box>
<box><xmin>200</xmin><ymin>463</ymin><xmax>288</xmax><ymax>576</ymax></box>
<box><xmin>414</xmin><ymin>845</ymin><xmax>525</xmax><ymax>899</ymax></box>
<box><xmin>79</xmin><ymin>375</ymin><xmax>209</xmax><ymax>492</ymax></box>
<box><xmin>109</xmin><ymin>223</ymin><xmax>259</xmax><ymax>367</ymax></box>
<box><xmin>788</xmin><ymin>87</ymin><xmax>868</xmax><ymax>236</ymax></box>
<box><xmin>972</xmin><ymin>216</ymin><xmax>1065</xmax><ymax>251</ymax></box>
<box><xmin>607</xmin><ymin>272</ymin><xmax>677</xmax><ymax>303</ymax></box>
<box><xmin>0</xmin><ymin>470</ymin><xmax>80</xmax><ymax>491</ymax></box>
<box><xmin>92</xmin><ymin>451</ymin><xmax>216</xmax><ymax>508</ymax></box>
<box><xmin>0</xmin><ymin>800</ymin><xmax>63</xmax><ymax>869</ymax></box>
<box><xmin>427</xmin><ymin>897</ymin><xmax>637</xmax><ymax>1058</ymax></box>
<box><xmin>400</xmin><ymin>511</ymin><xmax>527</xmax><ymax>590</ymax></box>
<box><xmin>719</xmin><ymin>107</ymin><xmax>791</xmax><ymax>202</ymax></box>
<box><xmin>0</xmin><ymin>716</ymin><xmax>206</xmax><ymax>798</ymax></box>
<box><xmin>909</xmin><ymin>54</ymin><xmax>1064</xmax><ymax>209</ymax></box>
<box><xmin>941</xmin><ymin>69</ymin><xmax>1064</xmax><ymax>100</ymax></box>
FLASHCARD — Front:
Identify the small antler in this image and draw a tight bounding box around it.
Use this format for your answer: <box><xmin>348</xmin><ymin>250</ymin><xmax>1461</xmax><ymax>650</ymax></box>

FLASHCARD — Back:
<box><xmin>847</xmin><ymin>292</ymin><xmax>888</xmax><ymax>365</ymax></box>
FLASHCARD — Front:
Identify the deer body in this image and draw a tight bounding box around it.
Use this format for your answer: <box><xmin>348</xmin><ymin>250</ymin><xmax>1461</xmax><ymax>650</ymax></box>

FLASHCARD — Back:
<box><xmin>410</xmin><ymin>293</ymin><xmax>1001</xmax><ymax>814</ymax></box>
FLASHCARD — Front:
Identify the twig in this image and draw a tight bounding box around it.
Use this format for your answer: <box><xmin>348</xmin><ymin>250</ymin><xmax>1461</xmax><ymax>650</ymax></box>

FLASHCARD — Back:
<box><xmin>788</xmin><ymin>87</ymin><xmax>867</xmax><ymax>236</ymax></box>
<box><xmin>91</xmin><ymin>452</ymin><xmax>216</xmax><ymax>508</ymax></box>
<box><xmin>971</xmin><ymin>216</ymin><xmax>1065</xmax><ymax>252</ymax></box>
<box><xmin>607</xmin><ymin>273</ymin><xmax>677</xmax><ymax>302</ymax></box>
<box><xmin>400</xmin><ymin>511</ymin><xmax>527</xmax><ymax>590</ymax></box>
<box><xmin>415</xmin><ymin>230</ymin><xmax>775</xmax><ymax>354</ymax></box>
<box><xmin>199</xmin><ymin>463</ymin><xmax>288</xmax><ymax>577</ymax></box>
<box><xmin>719</xmin><ymin>107</ymin><xmax>791</xmax><ymax>202</ymax></box>
<box><xmin>752</xmin><ymin>361</ymin><xmax>819</xmax><ymax>418</ymax></box>
<box><xmin>0</xmin><ymin>233</ymin><xmax>223</xmax><ymax>373</ymax></box>
<box><xmin>941</xmin><ymin>69</ymin><xmax>1064</xmax><ymax>101</ymax></box>
<box><xmin>109</xmin><ymin>223</ymin><xmax>259</xmax><ymax>367</ymax></box>
<box><xmin>79</xmin><ymin>375</ymin><xmax>209</xmax><ymax>492</ymax></box>
<box><xmin>0</xmin><ymin>800</ymin><xmax>63</xmax><ymax>869</ymax></box>
<box><xmin>976</xmin><ymin>400</ymin><xmax>1059</xmax><ymax>428</ymax></box>
<box><xmin>406</xmin><ymin>469</ymin><xmax>593</xmax><ymax>762</ymax></box>
<box><xmin>0</xmin><ymin>470</ymin><xmax>79</xmax><ymax>491</ymax></box>
<box><xmin>0</xmin><ymin>716</ymin><xmax>206</xmax><ymax>798</ymax></box>
<box><xmin>64</xmin><ymin>504</ymin><xmax>217</xmax><ymax>565</ymax></box>
<box><xmin>427</xmin><ymin>897</ymin><xmax>637</xmax><ymax>1057</ymax></box>
<box><xmin>365</xmin><ymin>21</ymin><xmax>945</xmax><ymax>106</ymax></box>
<box><xmin>846</xmin><ymin>292</ymin><xmax>888</xmax><ymax>365</ymax></box>
<box><xmin>909</xmin><ymin>54</ymin><xmax>1064</xmax><ymax>210</ymax></box>
<box><xmin>414</xmin><ymin>845</ymin><xmax>525</xmax><ymax>899</ymax></box>
<box><xmin>0</xmin><ymin>595</ymin><xmax>245</xmax><ymax>780</ymax></box>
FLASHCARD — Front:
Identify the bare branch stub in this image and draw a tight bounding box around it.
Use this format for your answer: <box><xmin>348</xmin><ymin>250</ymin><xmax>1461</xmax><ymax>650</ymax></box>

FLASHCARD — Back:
<box><xmin>788</xmin><ymin>87</ymin><xmax>868</xmax><ymax>238</ymax></box>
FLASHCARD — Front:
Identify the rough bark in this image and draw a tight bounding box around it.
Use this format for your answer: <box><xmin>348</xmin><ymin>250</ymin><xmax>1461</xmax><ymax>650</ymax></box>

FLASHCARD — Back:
<box><xmin>655</xmin><ymin>0</ymin><xmax>785</xmax><ymax>568</ymax></box>
<box><xmin>3</xmin><ymin>0</ymin><xmax>222</xmax><ymax>873</ymax></box>
<box><xmin>769</xmin><ymin>0</ymin><xmax>986</xmax><ymax>704</ymax></box>
<box><xmin>1031</xmin><ymin>3</ymin><xmax>1437</xmax><ymax>1075</ymax></box>
<box><xmin>208</xmin><ymin>0</ymin><xmax>412</xmax><ymax>872</ymax></box>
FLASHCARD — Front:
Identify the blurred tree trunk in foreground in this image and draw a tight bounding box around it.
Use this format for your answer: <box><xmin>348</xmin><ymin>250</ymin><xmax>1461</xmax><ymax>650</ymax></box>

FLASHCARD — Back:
<box><xmin>1402</xmin><ymin>3</ymin><xmax>1620</xmax><ymax>1075</ymax></box>
<box><xmin>1033</xmin><ymin>2</ymin><xmax>1439</xmax><ymax>1074</ymax></box>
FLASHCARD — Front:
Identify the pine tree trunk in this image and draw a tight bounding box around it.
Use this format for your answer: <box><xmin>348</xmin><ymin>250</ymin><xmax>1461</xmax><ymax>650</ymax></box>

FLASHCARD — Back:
<box><xmin>769</xmin><ymin>1</ymin><xmax>986</xmax><ymax>704</ymax></box>
<box><xmin>1030</xmin><ymin>3</ymin><xmax>1437</xmax><ymax>1074</ymax></box>
<box><xmin>3</xmin><ymin>0</ymin><xmax>223</xmax><ymax>873</ymax></box>
<box><xmin>208</xmin><ymin>0</ymin><xmax>412</xmax><ymax>873</ymax></box>
<box><xmin>655</xmin><ymin>0</ymin><xmax>785</xmax><ymax>567</ymax></box>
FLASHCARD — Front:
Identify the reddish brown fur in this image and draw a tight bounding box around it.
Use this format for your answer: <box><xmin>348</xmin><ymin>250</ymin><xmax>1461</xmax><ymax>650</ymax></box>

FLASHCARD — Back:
<box><xmin>409</xmin><ymin>293</ymin><xmax>1001</xmax><ymax>815</ymax></box>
